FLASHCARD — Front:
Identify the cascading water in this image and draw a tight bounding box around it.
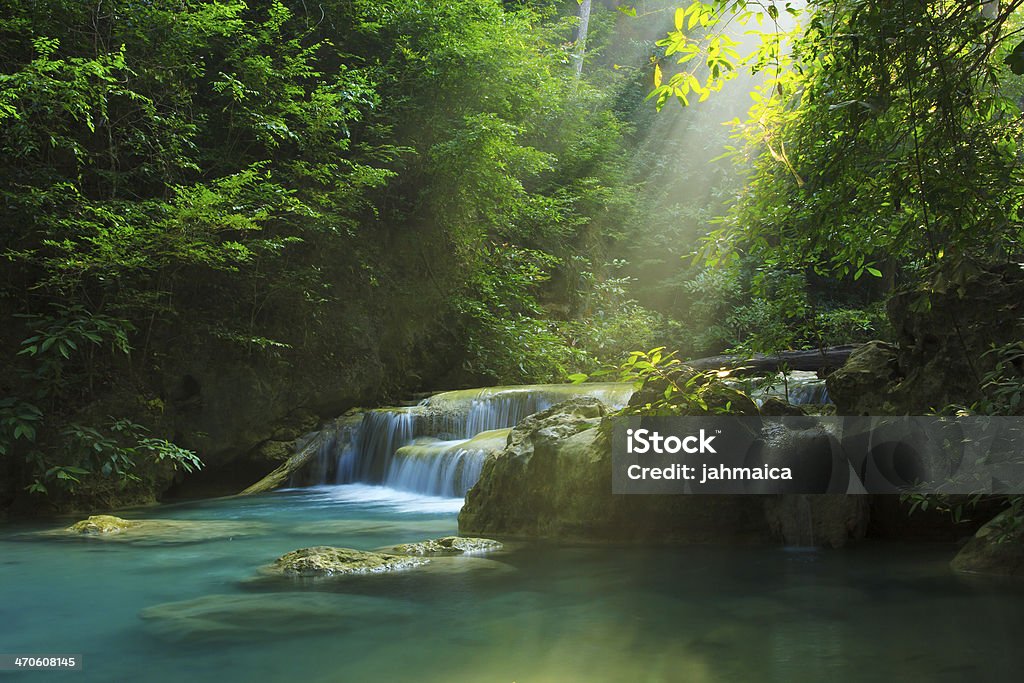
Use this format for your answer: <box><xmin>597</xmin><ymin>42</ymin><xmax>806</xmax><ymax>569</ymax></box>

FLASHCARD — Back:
<box><xmin>305</xmin><ymin>383</ymin><xmax>635</xmax><ymax>497</ymax></box>
<box><xmin>294</xmin><ymin>374</ymin><xmax>830</xmax><ymax>498</ymax></box>
<box><xmin>384</xmin><ymin>429</ymin><xmax>510</xmax><ymax>497</ymax></box>
<box><xmin>732</xmin><ymin>371</ymin><xmax>830</xmax><ymax>406</ymax></box>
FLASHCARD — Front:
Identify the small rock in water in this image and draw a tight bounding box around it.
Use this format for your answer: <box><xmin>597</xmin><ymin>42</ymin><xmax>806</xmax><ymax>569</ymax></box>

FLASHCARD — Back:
<box><xmin>270</xmin><ymin>546</ymin><xmax>430</xmax><ymax>577</ymax></box>
<box><xmin>388</xmin><ymin>536</ymin><xmax>503</xmax><ymax>556</ymax></box>
<box><xmin>66</xmin><ymin>515</ymin><xmax>138</xmax><ymax>534</ymax></box>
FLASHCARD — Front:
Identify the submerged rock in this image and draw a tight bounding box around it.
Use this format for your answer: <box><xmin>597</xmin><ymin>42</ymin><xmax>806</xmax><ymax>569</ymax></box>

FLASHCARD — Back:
<box><xmin>387</xmin><ymin>536</ymin><xmax>502</xmax><ymax>556</ymax></box>
<box><xmin>268</xmin><ymin>546</ymin><xmax>429</xmax><ymax>577</ymax></box>
<box><xmin>951</xmin><ymin>509</ymin><xmax>1024</xmax><ymax>577</ymax></box>
<box><xmin>400</xmin><ymin>555</ymin><xmax>515</xmax><ymax>576</ymax></box>
<box><xmin>42</xmin><ymin>516</ymin><xmax>268</xmax><ymax>544</ymax></box>
<box><xmin>140</xmin><ymin>593</ymin><xmax>413</xmax><ymax>643</ymax></box>
<box><xmin>764</xmin><ymin>495</ymin><xmax>870</xmax><ymax>549</ymax></box>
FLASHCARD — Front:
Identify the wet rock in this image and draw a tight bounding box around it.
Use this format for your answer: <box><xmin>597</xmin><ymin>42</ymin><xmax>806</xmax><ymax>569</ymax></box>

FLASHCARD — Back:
<box><xmin>950</xmin><ymin>508</ymin><xmax>1024</xmax><ymax>577</ymax></box>
<box><xmin>387</xmin><ymin>536</ymin><xmax>502</xmax><ymax>556</ymax></box>
<box><xmin>267</xmin><ymin>546</ymin><xmax>429</xmax><ymax>577</ymax></box>
<box><xmin>460</xmin><ymin>398</ymin><xmax>771</xmax><ymax>542</ymax></box>
<box><xmin>764</xmin><ymin>495</ymin><xmax>869</xmax><ymax>548</ymax></box>
<box><xmin>140</xmin><ymin>593</ymin><xmax>413</xmax><ymax>643</ymax></box>
<box><xmin>66</xmin><ymin>515</ymin><xmax>138</xmax><ymax>534</ymax></box>
<box><xmin>759</xmin><ymin>396</ymin><xmax>807</xmax><ymax>416</ymax></box>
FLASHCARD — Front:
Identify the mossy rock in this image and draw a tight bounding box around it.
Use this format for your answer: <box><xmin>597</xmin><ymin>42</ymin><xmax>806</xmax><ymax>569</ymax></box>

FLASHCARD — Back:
<box><xmin>951</xmin><ymin>509</ymin><xmax>1024</xmax><ymax>577</ymax></box>
<box><xmin>759</xmin><ymin>396</ymin><xmax>806</xmax><ymax>416</ymax></box>
<box><xmin>269</xmin><ymin>546</ymin><xmax>429</xmax><ymax>577</ymax></box>
<box><xmin>387</xmin><ymin>536</ymin><xmax>502</xmax><ymax>556</ymax></box>
<box><xmin>66</xmin><ymin>515</ymin><xmax>139</xmax><ymax>534</ymax></box>
<box><xmin>826</xmin><ymin>341</ymin><xmax>903</xmax><ymax>415</ymax></box>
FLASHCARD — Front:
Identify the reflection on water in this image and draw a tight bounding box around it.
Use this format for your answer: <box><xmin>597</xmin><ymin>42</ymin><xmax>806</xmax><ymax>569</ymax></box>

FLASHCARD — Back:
<box><xmin>1</xmin><ymin>485</ymin><xmax>1023</xmax><ymax>682</ymax></box>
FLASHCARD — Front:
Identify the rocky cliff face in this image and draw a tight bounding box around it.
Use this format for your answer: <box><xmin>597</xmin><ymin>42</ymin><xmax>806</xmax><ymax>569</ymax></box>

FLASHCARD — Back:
<box><xmin>824</xmin><ymin>265</ymin><xmax>1024</xmax><ymax>574</ymax></box>
<box><xmin>828</xmin><ymin>264</ymin><xmax>1024</xmax><ymax>416</ymax></box>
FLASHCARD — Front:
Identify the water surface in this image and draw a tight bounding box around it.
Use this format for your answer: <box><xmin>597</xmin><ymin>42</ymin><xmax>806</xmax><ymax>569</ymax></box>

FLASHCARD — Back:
<box><xmin>1</xmin><ymin>486</ymin><xmax>1022</xmax><ymax>682</ymax></box>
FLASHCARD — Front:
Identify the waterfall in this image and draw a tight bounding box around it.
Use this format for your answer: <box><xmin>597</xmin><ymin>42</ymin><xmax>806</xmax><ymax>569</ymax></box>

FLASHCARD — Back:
<box><xmin>294</xmin><ymin>374</ymin><xmax>831</xmax><ymax>497</ymax></box>
<box><xmin>383</xmin><ymin>429</ymin><xmax>511</xmax><ymax>497</ymax></box>
<box><xmin>305</xmin><ymin>383</ymin><xmax>634</xmax><ymax>497</ymax></box>
<box><xmin>732</xmin><ymin>371</ymin><xmax>830</xmax><ymax>406</ymax></box>
<box><xmin>421</xmin><ymin>383</ymin><xmax>635</xmax><ymax>437</ymax></box>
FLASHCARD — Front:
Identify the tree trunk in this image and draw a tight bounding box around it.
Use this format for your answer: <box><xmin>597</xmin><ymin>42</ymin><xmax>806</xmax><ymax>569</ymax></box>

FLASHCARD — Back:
<box><xmin>574</xmin><ymin>0</ymin><xmax>592</xmax><ymax>79</ymax></box>
<box><xmin>684</xmin><ymin>345</ymin><xmax>862</xmax><ymax>376</ymax></box>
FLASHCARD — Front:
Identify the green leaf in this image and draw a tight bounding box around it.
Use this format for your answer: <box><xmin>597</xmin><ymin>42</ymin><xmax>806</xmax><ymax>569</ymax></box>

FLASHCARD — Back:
<box><xmin>1005</xmin><ymin>39</ymin><xmax>1024</xmax><ymax>74</ymax></box>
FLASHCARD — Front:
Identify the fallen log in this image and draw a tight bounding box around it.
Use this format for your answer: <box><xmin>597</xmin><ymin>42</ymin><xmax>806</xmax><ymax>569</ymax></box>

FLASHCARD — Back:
<box><xmin>684</xmin><ymin>345</ymin><xmax>862</xmax><ymax>376</ymax></box>
<box><xmin>237</xmin><ymin>429</ymin><xmax>325</xmax><ymax>495</ymax></box>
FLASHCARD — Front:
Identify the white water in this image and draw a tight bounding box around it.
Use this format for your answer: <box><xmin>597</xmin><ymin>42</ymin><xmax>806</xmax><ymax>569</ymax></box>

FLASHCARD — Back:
<box><xmin>299</xmin><ymin>376</ymin><xmax>829</xmax><ymax>497</ymax></box>
<box><xmin>303</xmin><ymin>383</ymin><xmax>634</xmax><ymax>496</ymax></box>
<box><xmin>733</xmin><ymin>371</ymin><xmax>831</xmax><ymax>406</ymax></box>
<box><xmin>286</xmin><ymin>483</ymin><xmax>468</xmax><ymax>514</ymax></box>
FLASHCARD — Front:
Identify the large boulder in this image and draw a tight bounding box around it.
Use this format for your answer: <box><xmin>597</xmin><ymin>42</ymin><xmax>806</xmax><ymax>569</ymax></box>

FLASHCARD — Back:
<box><xmin>950</xmin><ymin>508</ymin><xmax>1024</xmax><ymax>577</ymax></box>
<box><xmin>826</xmin><ymin>341</ymin><xmax>903</xmax><ymax>415</ymax></box>
<box><xmin>460</xmin><ymin>397</ymin><xmax>771</xmax><ymax>542</ymax></box>
<box><xmin>888</xmin><ymin>263</ymin><xmax>1024</xmax><ymax>413</ymax></box>
<box><xmin>829</xmin><ymin>264</ymin><xmax>1024</xmax><ymax>416</ymax></box>
<box><xmin>759</xmin><ymin>396</ymin><xmax>807</xmax><ymax>416</ymax></box>
<box><xmin>460</xmin><ymin>391</ymin><xmax>873</xmax><ymax>545</ymax></box>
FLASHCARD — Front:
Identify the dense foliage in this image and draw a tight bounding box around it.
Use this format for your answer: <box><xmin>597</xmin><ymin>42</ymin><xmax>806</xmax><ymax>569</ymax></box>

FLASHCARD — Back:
<box><xmin>638</xmin><ymin>1</ymin><xmax>1024</xmax><ymax>357</ymax></box>
<box><xmin>0</xmin><ymin>0</ymin><xmax>673</xmax><ymax>504</ymax></box>
<box><xmin>5</xmin><ymin>0</ymin><xmax>1024</xmax><ymax>508</ymax></box>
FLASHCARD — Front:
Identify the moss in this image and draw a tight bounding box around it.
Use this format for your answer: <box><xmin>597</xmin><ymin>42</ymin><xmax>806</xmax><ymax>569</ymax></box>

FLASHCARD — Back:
<box><xmin>66</xmin><ymin>514</ymin><xmax>139</xmax><ymax>534</ymax></box>
<box><xmin>270</xmin><ymin>546</ymin><xmax>430</xmax><ymax>577</ymax></box>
